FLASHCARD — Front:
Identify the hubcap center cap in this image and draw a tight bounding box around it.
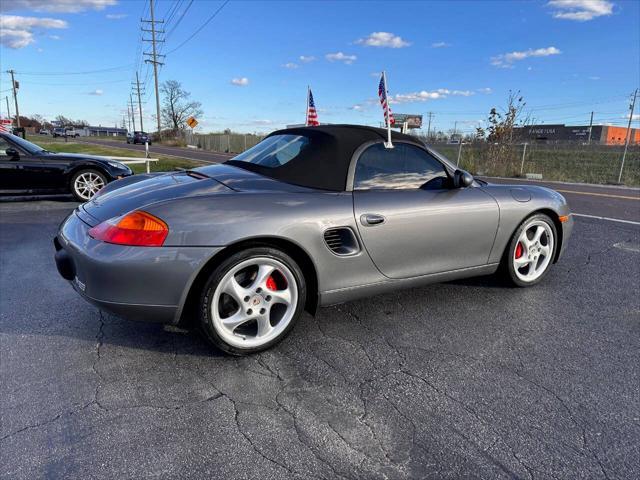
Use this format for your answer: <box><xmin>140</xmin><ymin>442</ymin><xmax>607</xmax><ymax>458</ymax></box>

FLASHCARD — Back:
<box><xmin>250</xmin><ymin>296</ymin><xmax>262</xmax><ymax>307</ymax></box>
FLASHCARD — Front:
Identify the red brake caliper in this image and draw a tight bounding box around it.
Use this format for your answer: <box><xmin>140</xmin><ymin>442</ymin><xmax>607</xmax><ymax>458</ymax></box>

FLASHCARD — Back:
<box><xmin>515</xmin><ymin>242</ymin><xmax>524</xmax><ymax>259</ymax></box>
<box><xmin>266</xmin><ymin>275</ymin><xmax>278</xmax><ymax>291</ymax></box>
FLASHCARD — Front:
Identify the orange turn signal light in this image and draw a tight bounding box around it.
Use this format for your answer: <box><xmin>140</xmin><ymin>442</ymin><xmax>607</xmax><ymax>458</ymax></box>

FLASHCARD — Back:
<box><xmin>559</xmin><ymin>215</ymin><xmax>570</xmax><ymax>223</ymax></box>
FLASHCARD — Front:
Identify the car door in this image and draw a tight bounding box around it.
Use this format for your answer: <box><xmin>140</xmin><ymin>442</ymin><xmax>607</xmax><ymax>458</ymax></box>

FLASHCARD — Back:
<box><xmin>352</xmin><ymin>142</ymin><xmax>499</xmax><ymax>279</ymax></box>
<box><xmin>0</xmin><ymin>137</ymin><xmax>47</xmax><ymax>189</ymax></box>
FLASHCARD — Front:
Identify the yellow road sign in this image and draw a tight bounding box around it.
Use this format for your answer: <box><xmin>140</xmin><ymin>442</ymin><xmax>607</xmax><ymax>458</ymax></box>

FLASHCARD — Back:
<box><xmin>186</xmin><ymin>116</ymin><xmax>198</xmax><ymax>128</ymax></box>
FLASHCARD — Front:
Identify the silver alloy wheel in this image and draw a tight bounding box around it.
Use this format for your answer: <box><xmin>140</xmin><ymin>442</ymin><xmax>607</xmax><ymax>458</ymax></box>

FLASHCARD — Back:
<box><xmin>73</xmin><ymin>172</ymin><xmax>105</xmax><ymax>200</ymax></box>
<box><xmin>513</xmin><ymin>219</ymin><xmax>555</xmax><ymax>283</ymax></box>
<box><xmin>210</xmin><ymin>257</ymin><xmax>298</xmax><ymax>349</ymax></box>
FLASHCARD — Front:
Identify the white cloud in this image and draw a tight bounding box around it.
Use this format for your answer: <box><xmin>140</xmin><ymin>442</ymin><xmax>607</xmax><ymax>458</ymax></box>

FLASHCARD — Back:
<box><xmin>282</xmin><ymin>62</ymin><xmax>298</xmax><ymax>69</ymax></box>
<box><xmin>431</xmin><ymin>41</ymin><xmax>451</xmax><ymax>48</ymax></box>
<box><xmin>325</xmin><ymin>52</ymin><xmax>357</xmax><ymax>64</ymax></box>
<box><xmin>625</xmin><ymin>113</ymin><xmax>640</xmax><ymax>121</ymax></box>
<box><xmin>49</xmin><ymin>34</ymin><xmax>60</xmax><ymax>39</ymax></box>
<box><xmin>0</xmin><ymin>14</ymin><xmax>67</xmax><ymax>48</ymax></box>
<box><xmin>589</xmin><ymin>76</ymin><xmax>600</xmax><ymax>80</ymax></box>
<box><xmin>491</xmin><ymin>46</ymin><xmax>561</xmax><ymax>68</ymax></box>
<box><xmin>546</xmin><ymin>0</ymin><xmax>614</xmax><ymax>21</ymax></box>
<box><xmin>0</xmin><ymin>0</ymin><xmax>117</xmax><ymax>13</ymax></box>
<box><xmin>299</xmin><ymin>55</ymin><xmax>316</xmax><ymax>63</ymax></box>
<box><xmin>249</xmin><ymin>119</ymin><xmax>274</xmax><ymax>125</ymax></box>
<box><xmin>370</xmin><ymin>72</ymin><xmax>381</xmax><ymax>78</ymax></box>
<box><xmin>230</xmin><ymin>77</ymin><xmax>249</xmax><ymax>86</ymax></box>
<box><xmin>390</xmin><ymin>88</ymin><xmax>476</xmax><ymax>104</ymax></box>
<box><xmin>355</xmin><ymin>31</ymin><xmax>411</xmax><ymax>48</ymax></box>
<box><xmin>350</xmin><ymin>105</ymin><xmax>363</xmax><ymax>111</ymax></box>
<box><xmin>106</xmin><ymin>13</ymin><xmax>127</xmax><ymax>20</ymax></box>
<box><xmin>88</xmin><ymin>89</ymin><xmax>103</xmax><ymax>95</ymax></box>
<box><xmin>477</xmin><ymin>87</ymin><xmax>493</xmax><ymax>94</ymax></box>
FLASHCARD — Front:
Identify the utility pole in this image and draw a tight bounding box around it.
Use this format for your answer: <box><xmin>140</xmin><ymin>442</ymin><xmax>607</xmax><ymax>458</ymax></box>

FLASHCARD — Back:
<box><xmin>587</xmin><ymin>111</ymin><xmax>594</xmax><ymax>144</ymax></box>
<box><xmin>5</xmin><ymin>96</ymin><xmax>11</xmax><ymax>119</ymax></box>
<box><xmin>426</xmin><ymin>112</ymin><xmax>434</xmax><ymax>139</ymax></box>
<box><xmin>129</xmin><ymin>94</ymin><xmax>137</xmax><ymax>131</ymax></box>
<box><xmin>7</xmin><ymin>70</ymin><xmax>20</xmax><ymax>127</ymax></box>
<box><xmin>142</xmin><ymin>0</ymin><xmax>164</xmax><ymax>136</ymax></box>
<box><xmin>133</xmin><ymin>71</ymin><xmax>145</xmax><ymax>133</ymax></box>
<box><xmin>618</xmin><ymin>88</ymin><xmax>638</xmax><ymax>184</ymax></box>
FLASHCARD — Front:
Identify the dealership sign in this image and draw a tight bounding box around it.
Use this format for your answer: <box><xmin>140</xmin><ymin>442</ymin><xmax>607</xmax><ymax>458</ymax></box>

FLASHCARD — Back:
<box><xmin>393</xmin><ymin>114</ymin><xmax>423</xmax><ymax>129</ymax></box>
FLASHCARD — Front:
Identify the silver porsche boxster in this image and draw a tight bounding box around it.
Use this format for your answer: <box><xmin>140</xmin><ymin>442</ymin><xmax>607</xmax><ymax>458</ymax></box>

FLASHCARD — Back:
<box><xmin>55</xmin><ymin>125</ymin><xmax>573</xmax><ymax>354</ymax></box>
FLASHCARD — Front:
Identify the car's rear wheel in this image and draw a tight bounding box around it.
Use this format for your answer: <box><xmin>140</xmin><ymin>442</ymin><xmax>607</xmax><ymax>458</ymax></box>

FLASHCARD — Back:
<box><xmin>71</xmin><ymin>169</ymin><xmax>107</xmax><ymax>202</ymax></box>
<box><xmin>199</xmin><ymin>247</ymin><xmax>306</xmax><ymax>355</ymax></box>
<box><xmin>503</xmin><ymin>213</ymin><xmax>557</xmax><ymax>287</ymax></box>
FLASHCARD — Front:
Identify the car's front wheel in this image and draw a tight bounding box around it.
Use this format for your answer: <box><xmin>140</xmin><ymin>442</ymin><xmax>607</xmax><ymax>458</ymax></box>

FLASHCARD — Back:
<box><xmin>199</xmin><ymin>247</ymin><xmax>306</xmax><ymax>355</ymax></box>
<box><xmin>503</xmin><ymin>213</ymin><xmax>557</xmax><ymax>287</ymax></box>
<box><xmin>71</xmin><ymin>169</ymin><xmax>107</xmax><ymax>202</ymax></box>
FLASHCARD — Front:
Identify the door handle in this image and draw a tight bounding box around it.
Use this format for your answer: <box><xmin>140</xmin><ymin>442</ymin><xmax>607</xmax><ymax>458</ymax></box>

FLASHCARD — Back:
<box><xmin>360</xmin><ymin>213</ymin><xmax>386</xmax><ymax>226</ymax></box>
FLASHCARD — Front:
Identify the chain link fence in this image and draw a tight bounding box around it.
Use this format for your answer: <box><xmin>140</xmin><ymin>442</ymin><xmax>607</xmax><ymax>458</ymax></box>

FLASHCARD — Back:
<box><xmin>431</xmin><ymin>142</ymin><xmax>640</xmax><ymax>186</ymax></box>
<box><xmin>184</xmin><ymin>131</ymin><xmax>265</xmax><ymax>154</ymax></box>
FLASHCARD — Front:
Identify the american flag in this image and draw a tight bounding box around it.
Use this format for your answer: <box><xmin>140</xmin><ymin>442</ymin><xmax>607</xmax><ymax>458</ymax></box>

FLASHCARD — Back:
<box><xmin>0</xmin><ymin>119</ymin><xmax>12</xmax><ymax>133</ymax></box>
<box><xmin>306</xmin><ymin>88</ymin><xmax>319</xmax><ymax>126</ymax></box>
<box><xmin>378</xmin><ymin>73</ymin><xmax>395</xmax><ymax>126</ymax></box>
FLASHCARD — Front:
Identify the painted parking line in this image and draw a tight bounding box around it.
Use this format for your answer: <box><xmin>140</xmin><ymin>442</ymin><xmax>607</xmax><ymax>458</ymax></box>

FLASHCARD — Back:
<box><xmin>556</xmin><ymin>189</ymin><xmax>640</xmax><ymax>201</ymax></box>
<box><xmin>573</xmin><ymin>213</ymin><xmax>640</xmax><ymax>226</ymax></box>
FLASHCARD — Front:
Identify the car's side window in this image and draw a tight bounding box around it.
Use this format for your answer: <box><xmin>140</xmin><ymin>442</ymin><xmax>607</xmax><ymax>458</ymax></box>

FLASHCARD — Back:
<box><xmin>0</xmin><ymin>138</ymin><xmax>10</xmax><ymax>157</ymax></box>
<box><xmin>354</xmin><ymin>142</ymin><xmax>449</xmax><ymax>190</ymax></box>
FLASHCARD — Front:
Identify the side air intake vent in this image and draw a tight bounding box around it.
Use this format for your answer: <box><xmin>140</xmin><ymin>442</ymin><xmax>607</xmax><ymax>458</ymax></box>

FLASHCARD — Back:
<box><xmin>323</xmin><ymin>227</ymin><xmax>360</xmax><ymax>256</ymax></box>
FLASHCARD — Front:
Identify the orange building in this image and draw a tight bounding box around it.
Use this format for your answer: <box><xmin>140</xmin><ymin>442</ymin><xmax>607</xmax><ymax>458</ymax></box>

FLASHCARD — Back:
<box><xmin>603</xmin><ymin>126</ymin><xmax>640</xmax><ymax>145</ymax></box>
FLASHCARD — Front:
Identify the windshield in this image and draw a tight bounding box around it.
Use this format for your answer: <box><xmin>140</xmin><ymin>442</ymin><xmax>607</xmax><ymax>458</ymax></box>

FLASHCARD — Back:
<box><xmin>6</xmin><ymin>134</ymin><xmax>45</xmax><ymax>154</ymax></box>
<box><xmin>231</xmin><ymin>134</ymin><xmax>309</xmax><ymax>168</ymax></box>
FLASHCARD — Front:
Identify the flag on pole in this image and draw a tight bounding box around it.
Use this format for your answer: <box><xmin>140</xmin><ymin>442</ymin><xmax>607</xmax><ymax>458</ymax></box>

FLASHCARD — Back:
<box><xmin>379</xmin><ymin>71</ymin><xmax>394</xmax><ymax>148</ymax></box>
<box><xmin>378</xmin><ymin>73</ymin><xmax>395</xmax><ymax>127</ymax></box>
<box><xmin>306</xmin><ymin>87</ymin><xmax>319</xmax><ymax>126</ymax></box>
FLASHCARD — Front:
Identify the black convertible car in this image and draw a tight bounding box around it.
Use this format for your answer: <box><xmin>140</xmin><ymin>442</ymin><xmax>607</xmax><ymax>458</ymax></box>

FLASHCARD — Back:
<box><xmin>0</xmin><ymin>132</ymin><xmax>132</xmax><ymax>201</ymax></box>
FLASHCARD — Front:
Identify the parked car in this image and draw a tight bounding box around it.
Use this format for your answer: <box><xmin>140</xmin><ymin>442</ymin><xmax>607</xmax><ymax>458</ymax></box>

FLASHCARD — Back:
<box><xmin>0</xmin><ymin>132</ymin><xmax>132</xmax><ymax>201</ymax></box>
<box><xmin>52</xmin><ymin>127</ymin><xmax>66</xmax><ymax>138</ymax></box>
<box><xmin>126</xmin><ymin>131</ymin><xmax>151</xmax><ymax>145</ymax></box>
<box><xmin>39</xmin><ymin>129</ymin><xmax>51</xmax><ymax>135</ymax></box>
<box><xmin>65</xmin><ymin>128</ymin><xmax>80</xmax><ymax>138</ymax></box>
<box><xmin>54</xmin><ymin>125</ymin><xmax>572</xmax><ymax>355</ymax></box>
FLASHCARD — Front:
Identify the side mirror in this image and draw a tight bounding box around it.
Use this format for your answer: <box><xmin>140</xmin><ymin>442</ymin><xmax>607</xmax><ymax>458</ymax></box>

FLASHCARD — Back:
<box><xmin>454</xmin><ymin>169</ymin><xmax>473</xmax><ymax>188</ymax></box>
<box><xmin>5</xmin><ymin>147</ymin><xmax>19</xmax><ymax>160</ymax></box>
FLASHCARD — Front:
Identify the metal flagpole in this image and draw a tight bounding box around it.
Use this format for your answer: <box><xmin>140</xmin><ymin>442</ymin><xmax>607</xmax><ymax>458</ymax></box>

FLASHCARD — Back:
<box><xmin>383</xmin><ymin>71</ymin><xmax>393</xmax><ymax>148</ymax></box>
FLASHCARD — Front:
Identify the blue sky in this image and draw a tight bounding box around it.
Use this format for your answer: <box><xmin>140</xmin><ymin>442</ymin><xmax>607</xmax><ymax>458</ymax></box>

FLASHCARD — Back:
<box><xmin>0</xmin><ymin>0</ymin><xmax>638</xmax><ymax>134</ymax></box>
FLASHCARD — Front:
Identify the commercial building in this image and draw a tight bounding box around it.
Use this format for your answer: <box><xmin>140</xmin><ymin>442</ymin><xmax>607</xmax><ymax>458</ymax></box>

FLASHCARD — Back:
<box><xmin>80</xmin><ymin>126</ymin><xmax>128</xmax><ymax>137</ymax></box>
<box><xmin>513</xmin><ymin>124</ymin><xmax>639</xmax><ymax>145</ymax></box>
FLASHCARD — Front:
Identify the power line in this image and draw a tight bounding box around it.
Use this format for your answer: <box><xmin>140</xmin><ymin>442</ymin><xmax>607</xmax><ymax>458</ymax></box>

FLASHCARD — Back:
<box><xmin>16</xmin><ymin>64</ymin><xmax>135</xmax><ymax>76</ymax></box>
<box><xmin>164</xmin><ymin>0</ymin><xmax>229</xmax><ymax>55</ymax></box>
<box><xmin>165</xmin><ymin>0</ymin><xmax>194</xmax><ymax>39</ymax></box>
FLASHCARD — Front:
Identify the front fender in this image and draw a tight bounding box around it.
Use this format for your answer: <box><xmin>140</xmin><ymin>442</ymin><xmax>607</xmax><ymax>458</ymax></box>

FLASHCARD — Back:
<box><xmin>482</xmin><ymin>185</ymin><xmax>571</xmax><ymax>264</ymax></box>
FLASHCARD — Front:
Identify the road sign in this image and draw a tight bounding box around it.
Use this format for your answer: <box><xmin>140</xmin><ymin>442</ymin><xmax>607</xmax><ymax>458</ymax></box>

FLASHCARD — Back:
<box><xmin>186</xmin><ymin>116</ymin><xmax>198</xmax><ymax>128</ymax></box>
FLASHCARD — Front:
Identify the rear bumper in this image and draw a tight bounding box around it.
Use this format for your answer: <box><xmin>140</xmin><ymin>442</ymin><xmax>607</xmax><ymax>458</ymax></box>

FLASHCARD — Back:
<box><xmin>54</xmin><ymin>210</ymin><xmax>222</xmax><ymax>324</ymax></box>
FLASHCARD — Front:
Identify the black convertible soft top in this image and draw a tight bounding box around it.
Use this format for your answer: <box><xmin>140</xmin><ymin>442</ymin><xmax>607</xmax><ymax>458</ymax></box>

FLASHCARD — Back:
<box><xmin>225</xmin><ymin>124</ymin><xmax>425</xmax><ymax>192</ymax></box>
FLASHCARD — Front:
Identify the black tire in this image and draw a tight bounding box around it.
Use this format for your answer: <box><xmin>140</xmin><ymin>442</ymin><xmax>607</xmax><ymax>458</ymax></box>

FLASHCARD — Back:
<box><xmin>502</xmin><ymin>213</ymin><xmax>557</xmax><ymax>287</ymax></box>
<box><xmin>199</xmin><ymin>247</ymin><xmax>306</xmax><ymax>355</ymax></box>
<box><xmin>70</xmin><ymin>169</ymin><xmax>108</xmax><ymax>202</ymax></box>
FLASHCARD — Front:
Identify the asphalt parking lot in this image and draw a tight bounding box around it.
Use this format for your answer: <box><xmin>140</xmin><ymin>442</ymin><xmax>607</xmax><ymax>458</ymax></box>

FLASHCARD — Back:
<box><xmin>1</xmin><ymin>193</ymin><xmax>639</xmax><ymax>479</ymax></box>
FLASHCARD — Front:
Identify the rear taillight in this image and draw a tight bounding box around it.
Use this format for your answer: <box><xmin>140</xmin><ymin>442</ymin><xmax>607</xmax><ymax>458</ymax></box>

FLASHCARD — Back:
<box><xmin>88</xmin><ymin>211</ymin><xmax>168</xmax><ymax>246</ymax></box>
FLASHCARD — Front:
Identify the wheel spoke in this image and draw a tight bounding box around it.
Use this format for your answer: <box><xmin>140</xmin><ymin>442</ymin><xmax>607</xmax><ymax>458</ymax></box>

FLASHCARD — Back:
<box><xmin>252</xmin><ymin>264</ymin><xmax>275</xmax><ymax>290</ymax></box>
<box><xmin>539</xmin><ymin>244</ymin><xmax>551</xmax><ymax>258</ymax></box>
<box><xmin>223</xmin><ymin>276</ymin><xmax>251</xmax><ymax>304</ymax></box>
<box><xmin>514</xmin><ymin>256</ymin><xmax>531</xmax><ymax>268</ymax></box>
<box><xmin>256</xmin><ymin>315</ymin><xmax>273</xmax><ymax>337</ymax></box>
<box><xmin>269</xmin><ymin>287</ymin><xmax>292</xmax><ymax>306</ymax></box>
<box><xmin>532</xmin><ymin>226</ymin><xmax>544</xmax><ymax>244</ymax></box>
<box><xmin>222</xmin><ymin>310</ymin><xmax>252</xmax><ymax>330</ymax></box>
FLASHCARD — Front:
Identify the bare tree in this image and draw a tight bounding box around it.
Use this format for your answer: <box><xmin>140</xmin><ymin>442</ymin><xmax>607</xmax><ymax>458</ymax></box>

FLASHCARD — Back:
<box><xmin>160</xmin><ymin>80</ymin><xmax>203</xmax><ymax>132</ymax></box>
<box><xmin>483</xmin><ymin>91</ymin><xmax>530</xmax><ymax>176</ymax></box>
